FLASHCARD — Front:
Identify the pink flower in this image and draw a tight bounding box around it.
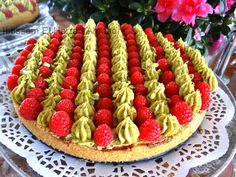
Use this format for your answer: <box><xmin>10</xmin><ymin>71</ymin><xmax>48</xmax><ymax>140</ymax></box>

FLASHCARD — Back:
<box><xmin>155</xmin><ymin>0</ymin><xmax>177</xmax><ymax>23</ymax></box>
<box><xmin>214</xmin><ymin>0</ymin><xmax>235</xmax><ymax>14</ymax></box>
<box><xmin>172</xmin><ymin>0</ymin><xmax>213</xmax><ymax>26</ymax></box>
<box><xmin>193</xmin><ymin>29</ymin><xmax>205</xmax><ymax>41</ymax></box>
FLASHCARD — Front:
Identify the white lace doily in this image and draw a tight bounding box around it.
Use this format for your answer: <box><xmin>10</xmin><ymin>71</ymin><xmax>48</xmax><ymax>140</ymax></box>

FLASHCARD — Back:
<box><xmin>0</xmin><ymin>73</ymin><xmax>235</xmax><ymax>177</ymax></box>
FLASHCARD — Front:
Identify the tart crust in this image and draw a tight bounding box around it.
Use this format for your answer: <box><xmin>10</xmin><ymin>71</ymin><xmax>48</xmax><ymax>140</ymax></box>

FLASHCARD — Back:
<box><xmin>0</xmin><ymin>6</ymin><xmax>39</xmax><ymax>31</ymax></box>
<box><xmin>17</xmin><ymin>107</ymin><xmax>206</xmax><ymax>162</ymax></box>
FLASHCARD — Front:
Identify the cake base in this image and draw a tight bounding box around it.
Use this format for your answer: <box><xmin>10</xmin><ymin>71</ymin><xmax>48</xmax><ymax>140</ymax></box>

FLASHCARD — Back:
<box><xmin>17</xmin><ymin>110</ymin><xmax>206</xmax><ymax>162</ymax></box>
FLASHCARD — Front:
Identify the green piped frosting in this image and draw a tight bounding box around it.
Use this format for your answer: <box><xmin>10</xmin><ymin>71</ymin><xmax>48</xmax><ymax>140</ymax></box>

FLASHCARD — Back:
<box><xmin>113</xmin><ymin>86</ymin><xmax>134</xmax><ymax>106</ymax></box>
<box><xmin>77</xmin><ymin>78</ymin><xmax>94</xmax><ymax>91</ymax></box>
<box><xmin>75</xmin><ymin>90</ymin><xmax>99</xmax><ymax>106</ymax></box>
<box><xmin>74</xmin><ymin>101</ymin><xmax>95</xmax><ymax>120</ymax></box>
<box><xmin>147</xmin><ymin>83</ymin><xmax>166</xmax><ymax>102</ymax></box>
<box><xmin>114</xmin><ymin>103</ymin><xmax>136</xmax><ymax>123</ymax></box>
<box><xmin>158</xmin><ymin>114</ymin><xmax>180</xmax><ymax>136</ymax></box>
<box><xmin>150</xmin><ymin>100</ymin><xmax>169</xmax><ymax>117</ymax></box>
<box><xmin>184</xmin><ymin>90</ymin><xmax>202</xmax><ymax>115</ymax></box>
<box><xmin>179</xmin><ymin>80</ymin><xmax>195</xmax><ymax>97</ymax></box>
<box><xmin>37</xmin><ymin>107</ymin><xmax>54</xmax><ymax>127</ymax></box>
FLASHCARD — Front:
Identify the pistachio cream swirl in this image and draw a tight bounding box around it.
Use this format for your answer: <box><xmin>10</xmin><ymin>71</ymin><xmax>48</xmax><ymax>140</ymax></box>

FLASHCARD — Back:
<box><xmin>158</xmin><ymin>114</ymin><xmax>180</xmax><ymax>136</ymax></box>
<box><xmin>184</xmin><ymin>90</ymin><xmax>201</xmax><ymax>115</ymax></box>
<box><xmin>150</xmin><ymin>100</ymin><xmax>169</xmax><ymax>117</ymax></box>
<box><xmin>114</xmin><ymin>103</ymin><xmax>137</xmax><ymax>122</ymax></box>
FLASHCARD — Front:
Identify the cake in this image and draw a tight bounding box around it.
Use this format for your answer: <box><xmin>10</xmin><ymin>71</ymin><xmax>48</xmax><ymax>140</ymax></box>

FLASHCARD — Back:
<box><xmin>0</xmin><ymin>0</ymin><xmax>39</xmax><ymax>31</ymax></box>
<box><xmin>6</xmin><ymin>19</ymin><xmax>218</xmax><ymax>162</ymax></box>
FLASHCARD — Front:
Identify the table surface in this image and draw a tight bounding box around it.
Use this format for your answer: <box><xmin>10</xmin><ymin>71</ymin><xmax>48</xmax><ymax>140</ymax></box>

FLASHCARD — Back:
<box><xmin>0</xmin><ymin>8</ymin><xmax>235</xmax><ymax>177</ymax></box>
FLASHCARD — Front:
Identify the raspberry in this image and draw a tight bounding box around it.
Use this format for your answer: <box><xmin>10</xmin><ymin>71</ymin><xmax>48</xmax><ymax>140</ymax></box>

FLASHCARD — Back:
<box><xmin>128</xmin><ymin>51</ymin><xmax>140</xmax><ymax>60</ymax></box>
<box><xmin>96</xmin><ymin>73</ymin><xmax>112</xmax><ymax>85</ymax></box>
<box><xmin>98</xmin><ymin>57</ymin><xmax>111</xmax><ymax>68</ymax></box>
<box><xmin>7</xmin><ymin>74</ymin><xmax>19</xmax><ymax>91</ymax></box>
<box><xmin>128</xmin><ymin>58</ymin><xmax>140</xmax><ymax>68</ymax></box>
<box><xmin>74</xmin><ymin>33</ymin><xmax>84</xmax><ymax>41</ymax></box>
<box><xmin>127</xmin><ymin>39</ymin><xmax>136</xmax><ymax>46</ymax></box>
<box><xmin>71</xmin><ymin>52</ymin><xmax>82</xmax><ymax>62</ymax></box>
<box><xmin>20</xmin><ymin>49</ymin><xmax>30</xmax><ymax>58</ymax></box>
<box><xmin>75</xmin><ymin>24</ymin><xmax>84</xmax><ymax>32</ymax></box>
<box><xmin>14</xmin><ymin>56</ymin><xmax>27</xmax><ymax>66</ymax></box>
<box><xmin>126</xmin><ymin>34</ymin><xmax>135</xmax><ymax>41</ymax></box>
<box><xmin>144</xmin><ymin>28</ymin><xmax>154</xmax><ymax>36</ymax></box>
<box><xmin>171</xmin><ymin>101</ymin><xmax>193</xmax><ymax>124</ymax></box>
<box><xmin>96</xmin><ymin>21</ymin><xmax>106</xmax><ymax>29</ymax></box>
<box><xmin>93</xmin><ymin>124</ymin><xmax>113</xmax><ymax>147</ymax></box>
<box><xmin>192</xmin><ymin>72</ymin><xmax>203</xmax><ymax>83</ymax></box>
<box><xmin>49</xmin><ymin>111</ymin><xmax>73</xmax><ymax>137</ymax></box>
<box><xmin>47</xmin><ymin>44</ymin><xmax>58</xmax><ymax>53</ymax></box>
<box><xmin>65</xmin><ymin>67</ymin><xmax>80</xmax><ymax>79</ymax></box>
<box><xmin>157</xmin><ymin>58</ymin><xmax>170</xmax><ymax>72</ymax></box>
<box><xmin>130</xmin><ymin>66</ymin><xmax>142</xmax><ymax>76</ymax></box>
<box><xmin>25</xmin><ymin>44</ymin><xmax>35</xmax><ymax>51</ymax></box>
<box><xmin>74</xmin><ymin>41</ymin><xmax>84</xmax><ymax>48</ymax></box>
<box><xmin>165</xmin><ymin>81</ymin><xmax>180</xmax><ymax>97</ymax></box>
<box><xmin>164</xmin><ymin>34</ymin><xmax>175</xmax><ymax>42</ymax></box>
<box><xmin>188</xmin><ymin>66</ymin><xmax>196</xmax><ymax>74</ymax></box>
<box><xmin>155</xmin><ymin>46</ymin><xmax>164</xmax><ymax>56</ymax></box>
<box><xmin>18</xmin><ymin>98</ymin><xmax>42</xmax><ymax>120</ymax></box>
<box><xmin>187</xmin><ymin>61</ymin><xmax>193</xmax><ymax>67</ymax></box>
<box><xmin>97</xmin><ymin>33</ymin><xmax>109</xmax><ymax>40</ymax></box>
<box><xmin>50</xmin><ymin>38</ymin><xmax>60</xmax><ymax>47</ymax></box>
<box><xmin>96</xmin><ymin>64</ymin><xmax>112</xmax><ymax>76</ymax></box>
<box><xmin>39</xmin><ymin>66</ymin><xmax>52</xmax><ymax>78</ymax></box>
<box><xmin>33</xmin><ymin>77</ymin><xmax>48</xmax><ymax>90</ymax></box>
<box><xmin>11</xmin><ymin>65</ymin><xmax>23</xmax><ymax>76</ymax></box>
<box><xmin>3</xmin><ymin>9</ymin><xmax>13</xmax><ymax>18</ymax></box>
<box><xmin>94</xmin><ymin>109</ymin><xmax>113</xmax><ymax>127</ymax></box>
<box><xmin>72</xmin><ymin>46</ymin><xmax>82</xmax><ymax>53</ymax></box>
<box><xmin>123</xmin><ymin>29</ymin><xmax>133</xmax><ymax>36</ymax></box>
<box><xmin>181</xmin><ymin>54</ymin><xmax>189</xmax><ymax>61</ymax></box>
<box><xmin>98</xmin><ymin>44</ymin><xmax>110</xmax><ymax>52</ymax></box>
<box><xmin>60</xmin><ymin>89</ymin><xmax>76</xmax><ymax>101</ymax></box>
<box><xmin>15</xmin><ymin>3</ymin><xmax>25</xmax><ymax>12</ymax></box>
<box><xmin>26</xmin><ymin>88</ymin><xmax>45</xmax><ymax>102</ymax></box>
<box><xmin>133</xmin><ymin>95</ymin><xmax>149</xmax><ymax>108</ymax></box>
<box><xmin>130</xmin><ymin>71</ymin><xmax>144</xmax><ymax>85</ymax></box>
<box><xmin>159</xmin><ymin>70</ymin><xmax>175</xmax><ymax>85</ymax></box>
<box><xmin>43</xmin><ymin>49</ymin><xmax>55</xmax><ymax>58</ymax></box>
<box><xmin>62</xmin><ymin>76</ymin><xmax>78</xmax><ymax>91</ymax></box>
<box><xmin>195</xmin><ymin>82</ymin><xmax>211</xmax><ymax>110</ymax></box>
<box><xmin>121</xmin><ymin>23</ymin><xmax>132</xmax><ymax>31</ymax></box>
<box><xmin>51</xmin><ymin>32</ymin><xmax>62</xmax><ymax>40</ymax></box>
<box><xmin>56</xmin><ymin>99</ymin><xmax>75</xmax><ymax>116</ymax></box>
<box><xmin>174</xmin><ymin>43</ymin><xmax>184</xmax><ymax>54</ymax></box>
<box><xmin>200</xmin><ymin>94</ymin><xmax>211</xmax><ymax>110</ymax></box>
<box><xmin>139</xmin><ymin>119</ymin><xmax>161</xmax><ymax>142</ymax></box>
<box><xmin>134</xmin><ymin>84</ymin><xmax>147</xmax><ymax>96</ymax></box>
<box><xmin>135</xmin><ymin>107</ymin><xmax>154</xmax><ymax>126</ymax></box>
<box><xmin>98</xmin><ymin>50</ymin><xmax>111</xmax><ymax>59</ymax></box>
<box><xmin>94</xmin><ymin>84</ymin><xmax>112</xmax><ymax>98</ymax></box>
<box><xmin>150</xmin><ymin>40</ymin><xmax>158</xmax><ymax>47</ymax></box>
<box><xmin>147</xmin><ymin>35</ymin><xmax>157</xmax><ymax>44</ymax></box>
<box><xmin>98</xmin><ymin>38</ymin><xmax>109</xmax><ymax>46</ymax></box>
<box><xmin>41</xmin><ymin>57</ymin><xmax>54</xmax><ymax>65</ymax></box>
<box><xmin>128</xmin><ymin>46</ymin><xmax>139</xmax><ymax>53</ymax></box>
<box><xmin>67</xmin><ymin>59</ymin><xmax>81</xmax><ymax>69</ymax></box>
<box><xmin>95</xmin><ymin>97</ymin><xmax>114</xmax><ymax>112</ymax></box>
<box><xmin>168</xmin><ymin>95</ymin><xmax>183</xmax><ymax>108</ymax></box>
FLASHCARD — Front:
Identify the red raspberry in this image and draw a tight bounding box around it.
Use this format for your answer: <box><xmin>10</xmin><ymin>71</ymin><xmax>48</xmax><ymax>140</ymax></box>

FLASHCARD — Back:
<box><xmin>130</xmin><ymin>66</ymin><xmax>142</xmax><ymax>76</ymax></box>
<box><xmin>96</xmin><ymin>64</ymin><xmax>112</xmax><ymax>76</ymax></box>
<box><xmin>95</xmin><ymin>97</ymin><xmax>114</xmax><ymax>112</ymax></box>
<box><xmin>187</xmin><ymin>61</ymin><xmax>193</xmax><ymax>67</ymax></box>
<box><xmin>65</xmin><ymin>67</ymin><xmax>80</xmax><ymax>79</ymax></box>
<box><xmin>43</xmin><ymin>49</ymin><xmax>55</xmax><ymax>58</ymax></box>
<box><xmin>155</xmin><ymin>46</ymin><xmax>164</xmax><ymax>56</ymax></box>
<box><xmin>192</xmin><ymin>72</ymin><xmax>203</xmax><ymax>83</ymax></box>
<box><xmin>39</xmin><ymin>66</ymin><xmax>52</xmax><ymax>78</ymax></box>
<box><xmin>33</xmin><ymin>77</ymin><xmax>48</xmax><ymax>90</ymax></box>
<box><xmin>14</xmin><ymin>56</ymin><xmax>27</xmax><ymax>66</ymax></box>
<box><xmin>56</xmin><ymin>99</ymin><xmax>75</xmax><ymax>116</ymax></box>
<box><xmin>123</xmin><ymin>29</ymin><xmax>133</xmax><ymax>36</ymax></box>
<box><xmin>188</xmin><ymin>66</ymin><xmax>196</xmax><ymax>74</ymax></box>
<box><xmin>168</xmin><ymin>95</ymin><xmax>183</xmax><ymax>108</ymax></box>
<box><xmin>96</xmin><ymin>21</ymin><xmax>106</xmax><ymax>29</ymax></box>
<box><xmin>125</xmin><ymin>34</ymin><xmax>136</xmax><ymax>41</ymax></box>
<box><xmin>164</xmin><ymin>34</ymin><xmax>175</xmax><ymax>42</ymax></box>
<box><xmin>139</xmin><ymin>119</ymin><xmax>161</xmax><ymax>142</ymax></box>
<box><xmin>128</xmin><ymin>51</ymin><xmax>140</xmax><ymax>60</ymax></box>
<box><xmin>150</xmin><ymin>40</ymin><xmax>158</xmax><ymax>47</ymax></box>
<box><xmin>11</xmin><ymin>65</ymin><xmax>23</xmax><ymax>76</ymax></box>
<box><xmin>93</xmin><ymin>124</ymin><xmax>113</xmax><ymax>147</ymax></box>
<box><xmin>171</xmin><ymin>101</ymin><xmax>193</xmax><ymax>124</ymax></box>
<box><xmin>127</xmin><ymin>39</ymin><xmax>136</xmax><ymax>46</ymax></box>
<box><xmin>18</xmin><ymin>98</ymin><xmax>42</xmax><ymax>120</ymax></box>
<box><xmin>96</xmin><ymin>73</ymin><xmax>112</xmax><ymax>85</ymax></box>
<box><xmin>75</xmin><ymin>24</ymin><xmax>84</xmax><ymax>32</ymax></box>
<box><xmin>49</xmin><ymin>111</ymin><xmax>73</xmax><ymax>137</ymax></box>
<box><xmin>165</xmin><ymin>81</ymin><xmax>179</xmax><ymax>97</ymax></box>
<box><xmin>135</xmin><ymin>107</ymin><xmax>154</xmax><ymax>126</ymax></box>
<box><xmin>94</xmin><ymin>109</ymin><xmax>113</xmax><ymax>127</ymax></box>
<box><xmin>195</xmin><ymin>82</ymin><xmax>211</xmax><ymax>110</ymax></box>
<box><xmin>128</xmin><ymin>58</ymin><xmax>140</xmax><ymax>68</ymax></box>
<box><xmin>158</xmin><ymin>58</ymin><xmax>170</xmax><ymax>72</ymax></box>
<box><xmin>62</xmin><ymin>76</ymin><xmax>78</xmax><ymax>91</ymax></box>
<box><xmin>3</xmin><ymin>9</ymin><xmax>13</xmax><ymax>18</ymax></box>
<box><xmin>94</xmin><ymin>84</ymin><xmax>112</xmax><ymax>98</ymax></box>
<box><xmin>15</xmin><ymin>3</ymin><xmax>25</xmax><ymax>12</ymax></box>
<box><xmin>181</xmin><ymin>54</ymin><xmax>189</xmax><ymax>61</ymax></box>
<box><xmin>50</xmin><ymin>38</ymin><xmax>60</xmax><ymax>47</ymax></box>
<box><xmin>71</xmin><ymin>52</ymin><xmax>82</xmax><ymax>62</ymax></box>
<box><xmin>98</xmin><ymin>44</ymin><xmax>110</xmax><ymax>52</ymax></box>
<box><xmin>72</xmin><ymin>46</ymin><xmax>82</xmax><ymax>53</ymax></box>
<box><xmin>41</xmin><ymin>57</ymin><xmax>54</xmax><ymax>65</ymax></box>
<box><xmin>144</xmin><ymin>28</ymin><xmax>154</xmax><ymax>36</ymax></box>
<box><xmin>51</xmin><ymin>32</ymin><xmax>62</xmax><ymax>40</ymax></box>
<box><xmin>133</xmin><ymin>95</ymin><xmax>149</xmax><ymax>108</ymax></box>
<box><xmin>128</xmin><ymin>46</ymin><xmax>139</xmax><ymax>53</ymax></box>
<box><xmin>60</xmin><ymin>89</ymin><xmax>76</xmax><ymax>101</ymax></box>
<box><xmin>130</xmin><ymin>71</ymin><xmax>144</xmax><ymax>85</ymax></box>
<box><xmin>47</xmin><ymin>44</ymin><xmax>58</xmax><ymax>53</ymax></box>
<box><xmin>74</xmin><ymin>33</ymin><xmax>84</xmax><ymax>41</ymax></box>
<box><xmin>98</xmin><ymin>50</ymin><xmax>111</xmax><ymax>59</ymax></box>
<box><xmin>174</xmin><ymin>43</ymin><xmax>184</xmax><ymax>54</ymax></box>
<box><xmin>25</xmin><ymin>44</ymin><xmax>35</xmax><ymax>51</ymax></box>
<box><xmin>55</xmin><ymin>29</ymin><xmax>63</xmax><ymax>35</ymax></box>
<box><xmin>97</xmin><ymin>33</ymin><xmax>109</xmax><ymax>40</ymax></box>
<box><xmin>20</xmin><ymin>49</ymin><xmax>30</xmax><ymax>58</ymax></box>
<box><xmin>121</xmin><ymin>23</ymin><xmax>132</xmax><ymax>31</ymax></box>
<box><xmin>7</xmin><ymin>74</ymin><xmax>19</xmax><ymax>91</ymax></box>
<box><xmin>159</xmin><ymin>70</ymin><xmax>175</xmax><ymax>85</ymax></box>
<box><xmin>98</xmin><ymin>39</ymin><xmax>109</xmax><ymax>47</ymax></box>
<box><xmin>26</xmin><ymin>88</ymin><xmax>45</xmax><ymax>102</ymax></box>
<box><xmin>134</xmin><ymin>84</ymin><xmax>147</xmax><ymax>96</ymax></box>
<box><xmin>67</xmin><ymin>59</ymin><xmax>81</xmax><ymax>69</ymax></box>
<box><xmin>98</xmin><ymin>57</ymin><xmax>111</xmax><ymax>68</ymax></box>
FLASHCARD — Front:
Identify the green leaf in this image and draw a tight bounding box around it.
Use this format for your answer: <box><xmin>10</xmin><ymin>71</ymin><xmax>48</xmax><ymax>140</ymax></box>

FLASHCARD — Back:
<box><xmin>185</xmin><ymin>27</ymin><xmax>193</xmax><ymax>45</ymax></box>
<box><xmin>130</xmin><ymin>14</ymin><xmax>144</xmax><ymax>25</ymax></box>
<box><xmin>221</xmin><ymin>25</ymin><xmax>231</xmax><ymax>35</ymax></box>
<box><xmin>137</xmin><ymin>7</ymin><xmax>144</xmax><ymax>13</ymax></box>
<box><xmin>90</xmin><ymin>0</ymin><xmax>103</xmax><ymax>7</ymax></box>
<box><xmin>220</xmin><ymin>0</ymin><xmax>226</xmax><ymax>15</ymax></box>
<box><xmin>90</xmin><ymin>11</ymin><xmax>103</xmax><ymax>22</ymax></box>
<box><xmin>148</xmin><ymin>0</ymin><xmax>156</xmax><ymax>6</ymax></box>
<box><xmin>195</xmin><ymin>41</ymin><xmax>204</xmax><ymax>49</ymax></box>
<box><xmin>128</xmin><ymin>2</ymin><xmax>143</xmax><ymax>10</ymax></box>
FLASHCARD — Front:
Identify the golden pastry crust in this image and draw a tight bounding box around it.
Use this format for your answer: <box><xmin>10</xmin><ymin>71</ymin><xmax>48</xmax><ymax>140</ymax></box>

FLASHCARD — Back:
<box><xmin>0</xmin><ymin>6</ymin><xmax>39</xmax><ymax>31</ymax></box>
<box><xmin>17</xmin><ymin>107</ymin><xmax>206</xmax><ymax>162</ymax></box>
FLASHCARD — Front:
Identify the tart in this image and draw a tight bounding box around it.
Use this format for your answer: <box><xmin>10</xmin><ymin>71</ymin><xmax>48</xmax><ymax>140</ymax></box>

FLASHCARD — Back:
<box><xmin>7</xmin><ymin>19</ymin><xmax>218</xmax><ymax>162</ymax></box>
<box><xmin>0</xmin><ymin>0</ymin><xmax>39</xmax><ymax>31</ymax></box>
